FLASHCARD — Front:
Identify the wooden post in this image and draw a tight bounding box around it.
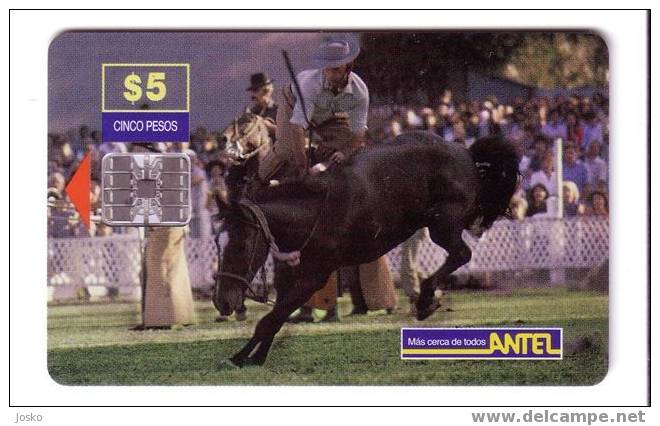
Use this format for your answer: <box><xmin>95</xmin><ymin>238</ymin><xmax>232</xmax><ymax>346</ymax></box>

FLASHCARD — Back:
<box><xmin>550</xmin><ymin>138</ymin><xmax>566</xmax><ymax>285</ymax></box>
<box><xmin>142</xmin><ymin>227</ymin><xmax>197</xmax><ymax>327</ymax></box>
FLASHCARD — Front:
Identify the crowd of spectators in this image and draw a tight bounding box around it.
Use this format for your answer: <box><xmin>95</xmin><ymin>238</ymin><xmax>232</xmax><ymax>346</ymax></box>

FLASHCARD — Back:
<box><xmin>367</xmin><ymin>89</ymin><xmax>609</xmax><ymax>221</ymax></box>
<box><xmin>48</xmin><ymin>89</ymin><xmax>609</xmax><ymax>238</ymax></box>
<box><xmin>47</xmin><ymin>124</ymin><xmax>228</xmax><ymax>238</ymax></box>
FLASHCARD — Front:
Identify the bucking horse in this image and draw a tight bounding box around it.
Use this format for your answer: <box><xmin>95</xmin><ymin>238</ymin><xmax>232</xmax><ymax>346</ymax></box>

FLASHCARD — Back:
<box><xmin>213</xmin><ymin>131</ymin><xmax>519</xmax><ymax>367</ymax></box>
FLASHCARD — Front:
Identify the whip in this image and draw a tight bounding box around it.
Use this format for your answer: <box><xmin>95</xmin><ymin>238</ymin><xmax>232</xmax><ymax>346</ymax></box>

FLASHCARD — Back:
<box><xmin>282</xmin><ymin>50</ymin><xmax>313</xmax><ymax>168</ymax></box>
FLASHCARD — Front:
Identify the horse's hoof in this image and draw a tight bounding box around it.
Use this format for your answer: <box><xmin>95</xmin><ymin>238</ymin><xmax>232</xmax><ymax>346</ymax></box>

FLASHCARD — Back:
<box><xmin>416</xmin><ymin>299</ymin><xmax>441</xmax><ymax>321</ymax></box>
<box><xmin>218</xmin><ymin>358</ymin><xmax>241</xmax><ymax>370</ymax></box>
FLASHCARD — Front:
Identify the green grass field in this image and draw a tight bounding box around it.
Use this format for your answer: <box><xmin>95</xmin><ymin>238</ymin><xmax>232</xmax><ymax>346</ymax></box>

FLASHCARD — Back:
<box><xmin>47</xmin><ymin>288</ymin><xmax>608</xmax><ymax>386</ymax></box>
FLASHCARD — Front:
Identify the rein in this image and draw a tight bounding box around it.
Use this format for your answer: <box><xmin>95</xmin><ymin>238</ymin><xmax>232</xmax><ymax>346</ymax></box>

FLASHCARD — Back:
<box><xmin>240</xmin><ymin>189</ymin><xmax>329</xmax><ymax>260</ymax></box>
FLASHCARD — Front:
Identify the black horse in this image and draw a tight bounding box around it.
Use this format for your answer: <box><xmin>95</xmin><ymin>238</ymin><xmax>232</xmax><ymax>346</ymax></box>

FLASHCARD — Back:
<box><xmin>214</xmin><ymin>132</ymin><xmax>519</xmax><ymax>367</ymax></box>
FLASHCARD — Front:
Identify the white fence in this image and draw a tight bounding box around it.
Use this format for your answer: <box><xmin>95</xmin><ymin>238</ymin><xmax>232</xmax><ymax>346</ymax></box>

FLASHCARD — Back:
<box><xmin>47</xmin><ymin>217</ymin><xmax>608</xmax><ymax>294</ymax></box>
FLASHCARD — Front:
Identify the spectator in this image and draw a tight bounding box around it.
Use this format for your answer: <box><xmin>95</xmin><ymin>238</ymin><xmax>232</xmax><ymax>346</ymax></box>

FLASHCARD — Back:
<box><xmin>434</xmin><ymin>111</ymin><xmax>451</xmax><ymax>139</ymax></box>
<box><xmin>565</xmin><ymin>112</ymin><xmax>584</xmax><ymax>149</ymax></box>
<box><xmin>562</xmin><ymin>141</ymin><xmax>589</xmax><ymax>195</ymax></box>
<box><xmin>529</xmin><ymin>152</ymin><xmax>557</xmax><ymax>196</ymax></box>
<box><xmin>199</xmin><ymin>134</ymin><xmax>219</xmax><ymax>165</ymax></box>
<box><xmin>477</xmin><ymin>108</ymin><xmax>491</xmax><ymax>138</ymax></box>
<box><xmin>76</xmin><ymin>134</ymin><xmax>102</xmax><ymax>181</ymax></box>
<box><xmin>446</xmin><ymin>115</ymin><xmax>466</xmax><ymax>145</ymax></box>
<box><xmin>526</xmin><ymin>183</ymin><xmax>549</xmax><ymax>217</ymax></box>
<box><xmin>583</xmin><ymin>141</ymin><xmax>608</xmax><ymax>194</ymax></box>
<box><xmin>53</xmin><ymin>138</ymin><xmax>76</xmax><ymax>173</ymax></box>
<box><xmin>187</xmin><ymin>149</ymin><xmax>212</xmax><ymax>239</ymax></box>
<box><xmin>91</xmin><ymin>130</ymin><xmax>102</xmax><ymax>145</ymax></box>
<box><xmin>520</xmin><ymin>136</ymin><xmax>544</xmax><ymax>189</ymax></box>
<box><xmin>438</xmin><ymin>89</ymin><xmax>454</xmax><ymax>112</ymax></box>
<box><xmin>562</xmin><ymin>181</ymin><xmax>584</xmax><ymax>217</ymax></box>
<box><xmin>384</xmin><ymin>118</ymin><xmax>402</xmax><ymax>139</ymax></box>
<box><xmin>541</xmin><ymin>108</ymin><xmax>567</xmax><ymax>141</ymax></box>
<box><xmin>75</xmin><ymin>125</ymin><xmax>92</xmax><ymax>156</ymax></box>
<box><xmin>95</xmin><ymin>222</ymin><xmax>113</xmax><ymax>237</ymax></box>
<box><xmin>527</xmin><ymin>135</ymin><xmax>550</xmax><ymax>172</ymax></box>
<box><xmin>465</xmin><ymin>112</ymin><xmax>480</xmax><ymax>141</ymax></box>
<box><xmin>587</xmin><ymin>191</ymin><xmax>609</xmax><ymax>217</ymax></box>
<box><xmin>420</xmin><ymin>109</ymin><xmax>437</xmax><ymax>131</ymax></box>
<box><xmin>48</xmin><ymin>172</ymin><xmax>66</xmax><ymax>197</ymax></box>
<box><xmin>99</xmin><ymin>140</ymin><xmax>127</xmax><ymax>158</ymax></box>
<box><xmin>90</xmin><ymin>180</ymin><xmax>102</xmax><ymax>214</ymax></box>
<box><xmin>404</xmin><ymin>108</ymin><xmax>423</xmax><ymax>129</ymax></box>
<box><xmin>581</xmin><ymin>111</ymin><xmax>604</xmax><ymax>151</ymax></box>
<box><xmin>509</xmin><ymin>195</ymin><xmax>528</xmax><ymax>221</ymax></box>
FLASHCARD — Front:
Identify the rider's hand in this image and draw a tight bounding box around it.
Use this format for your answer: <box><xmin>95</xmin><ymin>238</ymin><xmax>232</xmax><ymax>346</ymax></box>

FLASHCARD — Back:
<box><xmin>309</xmin><ymin>162</ymin><xmax>327</xmax><ymax>176</ymax></box>
<box><xmin>330</xmin><ymin>151</ymin><xmax>346</xmax><ymax>164</ymax></box>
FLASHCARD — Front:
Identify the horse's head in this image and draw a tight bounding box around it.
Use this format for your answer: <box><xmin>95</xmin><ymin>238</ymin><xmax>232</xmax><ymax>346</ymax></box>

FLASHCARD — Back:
<box><xmin>221</xmin><ymin>112</ymin><xmax>270</xmax><ymax>164</ymax></box>
<box><xmin>213</xmin><ymin>201</ymin><xmax>271</xmax><ymax>316</ymax></box>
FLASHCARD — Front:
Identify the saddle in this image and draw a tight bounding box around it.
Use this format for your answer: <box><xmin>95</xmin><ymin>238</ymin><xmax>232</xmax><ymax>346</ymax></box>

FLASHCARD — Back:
<box><xmin>283</xmin><ymin>84</ymin><xmax>353</xmax><ymax>161</ymax></box>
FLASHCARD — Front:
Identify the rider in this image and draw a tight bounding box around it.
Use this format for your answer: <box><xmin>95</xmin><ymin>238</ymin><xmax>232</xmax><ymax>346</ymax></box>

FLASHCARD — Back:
<box><xmin>246</xmin><ymin>72</ymin><xmax>278</xmax><ymax>140</ymax></box>
<box><xmin>258</xmin><ymin>33</ymin><xmax>368</xmax><ymax>181</ymax></box>
<box><xmin>258</xmin><ymin>33</ymin><xmax>376</xmax><ymax>323</ymax></box>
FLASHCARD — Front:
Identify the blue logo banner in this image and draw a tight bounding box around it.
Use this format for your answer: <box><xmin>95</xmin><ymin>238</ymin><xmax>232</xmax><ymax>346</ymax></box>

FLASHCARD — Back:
<box><xmin>401</xmin><ymin>328</ymin><xmax>562</xmax><ymax>360</ymax></box>
<box><xmin>102</xmin><ymin>111</ymin><xmax>189</xmax><ymax>143</ymax></box>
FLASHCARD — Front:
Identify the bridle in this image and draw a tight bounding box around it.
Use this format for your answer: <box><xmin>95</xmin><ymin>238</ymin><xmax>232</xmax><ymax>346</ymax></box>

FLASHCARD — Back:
<box><xmin>213</xmin><ymin>200</ymin><xmax>275</xmax><ymax>305</ymax></box>
<box><xmin>213</xmin><ymin>190</ymin><xmax>330</xmax><ymax>307</ymax></box>
<box><xmin>227</xmin><ymin>115</ymin><xmax>269</xmax><ymax>161</ymax></box>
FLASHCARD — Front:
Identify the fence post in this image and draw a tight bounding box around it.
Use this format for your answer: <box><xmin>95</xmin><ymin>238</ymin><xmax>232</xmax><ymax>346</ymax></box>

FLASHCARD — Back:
<box><xmin>550</xmin><ymin>138</ymin><xmax>566</xmax><ymax>285</ymax></box>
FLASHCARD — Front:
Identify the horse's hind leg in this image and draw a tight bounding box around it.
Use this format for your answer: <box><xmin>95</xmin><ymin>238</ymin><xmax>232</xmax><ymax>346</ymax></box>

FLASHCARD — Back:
<box><xmin>416</xmin><ymin>225</ymin><xmax>472</xmax><ymax>321</ymax></box>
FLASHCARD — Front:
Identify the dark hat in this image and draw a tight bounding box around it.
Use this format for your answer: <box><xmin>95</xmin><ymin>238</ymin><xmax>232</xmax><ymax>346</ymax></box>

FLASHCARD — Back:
<box><xmin>311</xmin><ymin>33</ymin><xmax>361</xmax><ymax>69</ymax></box>
<box><xmin>246</xmin><ymin>72</ymin><xmax>274</xmax><ymax>91</ymax></box>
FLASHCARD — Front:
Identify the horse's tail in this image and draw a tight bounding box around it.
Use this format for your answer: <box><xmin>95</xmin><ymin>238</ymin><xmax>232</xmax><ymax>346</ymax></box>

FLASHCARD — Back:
<box><xmin>468</xmin><ymin>135</ymin><xmax>520</xmax><ymax>232</ymax></box>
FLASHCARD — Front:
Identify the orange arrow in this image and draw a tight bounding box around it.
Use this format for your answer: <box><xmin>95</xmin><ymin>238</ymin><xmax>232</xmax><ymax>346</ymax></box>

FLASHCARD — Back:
<box><xmin>65</xmin><ymin>152</ymin><xmax>91</xmax><ymax>229</ymax></box>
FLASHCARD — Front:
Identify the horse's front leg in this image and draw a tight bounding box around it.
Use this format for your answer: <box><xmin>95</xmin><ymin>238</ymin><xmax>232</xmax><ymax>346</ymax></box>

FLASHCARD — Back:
<box><xmin>227</xmin><ymin>271</ymin><xmax>330</xmax><ymax>367</ymax></box>
<box><xmin>416</xmin><ymin>225</ymin><xmax>472</xmax><ymax>321</ymax></box>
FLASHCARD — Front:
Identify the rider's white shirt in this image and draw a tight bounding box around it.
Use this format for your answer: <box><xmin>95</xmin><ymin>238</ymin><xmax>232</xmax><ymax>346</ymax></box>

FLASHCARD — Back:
<box><xmin>289</xmin><ymin>69</ymin><xmax>369</xmax><ymax>134</ymax></box>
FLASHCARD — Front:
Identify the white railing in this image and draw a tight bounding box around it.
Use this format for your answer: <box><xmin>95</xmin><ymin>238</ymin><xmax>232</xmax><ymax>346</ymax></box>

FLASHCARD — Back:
<box><xmin>47</xmin><ymin>217</ymin><xmax>608</xmax><ymax>291</ymax></box>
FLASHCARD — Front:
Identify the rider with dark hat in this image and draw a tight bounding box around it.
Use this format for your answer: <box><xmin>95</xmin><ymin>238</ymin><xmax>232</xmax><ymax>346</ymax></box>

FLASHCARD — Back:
<box><xmin>246</xmin><ymin>72</ymin><xmax>278</xmax><ymax>139</ymax></box>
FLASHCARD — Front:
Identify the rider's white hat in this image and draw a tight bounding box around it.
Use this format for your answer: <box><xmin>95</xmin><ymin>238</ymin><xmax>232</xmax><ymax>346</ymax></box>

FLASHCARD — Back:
<box><xmin>311</xmin><ymin>33</ymin><xmax>361</xmax><ymax>69</ymax></box>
